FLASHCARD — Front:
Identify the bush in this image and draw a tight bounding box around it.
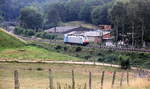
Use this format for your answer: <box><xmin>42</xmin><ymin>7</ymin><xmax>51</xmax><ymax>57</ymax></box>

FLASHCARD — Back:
<box><xmin>119</xmin><ymin>56</ymin><xmax>131</xmax><ymax>69</ymax></box>
<box><xmin>84</xmin><ymin>55</ymin><xmax>91</xmax><ymax>60</ymax></box>
<box><xmin>97</xmin><ymin>52</ymin><xmax>103</xmax><ymax>56</ymax></box>
<box><xmin>55</xmin><ymin>45</ymin><xmax>62</xmax><ymax>50</ymax></box>
<box><xmin>75</xmin><ymin>47</ymin><xmax>82</xmax><ymax>52</ymax></box>
<box><xmin>14</xmin><ymin>27</ymin><xmax>35</xmax><ymax>36</ymax></box>
<box><xmin>103</xmin><ymin>54</ymin><xmax>118</xmax><ymax>63</ymax></box>
<box><xmin>25</xmin><ymin>30</ymin><xmax>35</xmax><ymax>36</ymax></box>
<box><xmin>97</xmin><ymin>57</ymin><xmax>104</xmax><ymax>62</ymax></box>
<box><xmin>63</xmin><ymin>47</ymin><xmax>68</xmax><ymax>51</ymax></box>
<box><xmin>35</xmin><ymin>32</ymin><xmax>57</xmax><ymax>40</ymax></box>
<box><xmin>14</xmin><ymin>27</ymin><xmax>24</xmax><ymax>35</ymax></box>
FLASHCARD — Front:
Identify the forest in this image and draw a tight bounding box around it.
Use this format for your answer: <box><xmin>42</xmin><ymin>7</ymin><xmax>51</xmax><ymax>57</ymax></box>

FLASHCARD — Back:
<box><xmin>0</xmin><ymin>0</ymin><xmax>150</xmax><ymax>47</ymax></box>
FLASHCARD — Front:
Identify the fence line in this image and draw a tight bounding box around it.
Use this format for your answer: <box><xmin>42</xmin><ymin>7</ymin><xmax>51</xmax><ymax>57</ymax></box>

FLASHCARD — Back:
<box><xmin>13</xmin><ymin>69</ymin><xmax>149</xmax><ymax>89</ymax></box>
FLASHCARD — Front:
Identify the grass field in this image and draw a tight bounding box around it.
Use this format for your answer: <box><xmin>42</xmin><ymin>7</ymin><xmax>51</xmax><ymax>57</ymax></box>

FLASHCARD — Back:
<box><xmin>0</xmin><ymin>46</ymin><xmax>81</xmax><ymax>61</ymax></box>
<box><xmin>0</xmin><ymin>28</ymin><xmax>25</xmax><ymax>48</ymax></box>
<box><xmin>0</xmin><ymin>62</ymin><xmax>149</xmax><ymax>89</ymax></box>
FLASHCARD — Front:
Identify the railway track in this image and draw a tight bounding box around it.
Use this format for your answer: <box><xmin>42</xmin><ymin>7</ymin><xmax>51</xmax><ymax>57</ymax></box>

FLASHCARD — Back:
<box><xmin>19</xmin><ymin>36</ymin><xmax>150</xmax><ymax>53</ymax></box>
<box><xmin>86</xmin><ymin>45</ymin><xmax>150</xmax><ymax>53</ymax></box>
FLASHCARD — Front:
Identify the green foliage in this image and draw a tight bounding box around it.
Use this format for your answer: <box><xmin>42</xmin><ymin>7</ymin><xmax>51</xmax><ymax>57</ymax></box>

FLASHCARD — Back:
<box><xmin>31</xmin><ymin>43</ymin><xmax>150</xmax><ymax>69</ymax></box>
<box><xmin>63</xmin><ymin>47</ymin><xmax>68</xmax><ymax>51</ymax></box>
<box><xmin>110</xmin><ymin>0</ymin><xmax>150</xmax><ymax>46</ymax></box>
<box><xmin>45</xmin><ymin>5</ymin><xmax>61</xmax><ymax>27</ymax></box>
<box><xmin>15</xmin><ymin>27</ymin><xmax>57</xmax><ymax>39</ymax></box>
<box><xmin>14</xmin><ymin>27</ymin><xmax>35</xmax><ymax>36</ymax></box>
<box><xmin>20</xmin><ymin>6</ymin><xmax>43</xmax><ymax>30</ymax></box>
<box><xmin>75</xmin><ymin>47</ymin><xmax>82</xmax><ymax>52</ymax></box>
<box><xmin>35</xmin><ymin>32</ymin><xmax>57</xmax><ymax>40</ymax></box>
<box><xmin>84</xmin><ymin>55</ymin><xmax>91</xmax><ymax>60</ymax></box>
<box><xmin>103</xmin><ymin>54</ymin><xmax>118</xmax><ymax>63</ymax></box>
<box><xmin>79</xmin><ymin>4</ymin><xmax>92</xmax><ymax>22</ymax></box>
<box><xmin>119</xmin><ymin>55</ymin><xmax>130</xmax><ymax>69</ymax></box>
<box><xmin>91</xmin><ymin>4</ymin><xmax>111</xmax><ymax>25</ymax></box>
<box><xmin>55</xmin><ymin>45</ymin><xmax>62</xmax><ymax>50</ymax></box>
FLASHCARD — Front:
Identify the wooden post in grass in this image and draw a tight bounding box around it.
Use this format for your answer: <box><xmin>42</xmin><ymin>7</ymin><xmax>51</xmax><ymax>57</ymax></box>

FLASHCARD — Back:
<box><xmin>49</xmin><ymin>69</ymin><xmax>53</xmax><ymax>89</ymax></box>
<box><xmin>127</xmin><ymin>71</ymin><xmax>129</xmax><ymax>86</ymax></box>
<box><xmin>89</xmin><ymin>72</ymin><xmax>92</xmax><ymax>89</ymax></box>
<box><xmin>14</xmin><ymin>70</ymin><xmax>19</xmax><ymax>89</ymax></box>
<box><xmin>72</xmin><ymin>70</ymin><xmax>75</xmax><ymax>89</ymax></box>
<box><xmin>84</xmin><ymin>83</ymin><xmax>87</xmax><ymax>89</ymax></box>
<box><xmin>111</xmin><ymin>71</ymin><xmax>116</xmax><ymax>88</ymax></box>
<box><xmin>120</xmin><ymin>72</ymin><xmax>124</xmax><ymax>87</ymax></box>
<box><xmin>101</xmin><ymin>71</ymin><xmax>105</xmax><ymax>89</ymax></box>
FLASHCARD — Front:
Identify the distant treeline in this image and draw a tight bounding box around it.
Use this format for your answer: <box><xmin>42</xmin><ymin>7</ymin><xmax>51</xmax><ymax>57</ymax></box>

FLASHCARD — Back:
<box><xmin>0</xmin><ymin>0</ymin><xmax>113</xmax><ymax>26</ymax></box>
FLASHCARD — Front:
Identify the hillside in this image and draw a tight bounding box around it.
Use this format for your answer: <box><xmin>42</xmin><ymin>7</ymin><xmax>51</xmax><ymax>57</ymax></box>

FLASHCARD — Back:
<box><xmin>0</xmin><ymin>46</ymin><xmax>81</xmax><ymax>61</ymax></box>
<box><xmin>0</xmin><ymin>28</ymin><xmax>25</xmax><ymax>48</ymax></box>
<box><xmin>0</xmin><ymin>28</ymin><xmax>80</xmax><ymax>61</ymax></box>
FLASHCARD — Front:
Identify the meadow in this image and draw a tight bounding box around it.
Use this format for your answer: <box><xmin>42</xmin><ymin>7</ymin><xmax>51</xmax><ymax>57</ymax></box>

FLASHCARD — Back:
<box><xmin>0</xmin><ymin>46</ymin><xmax>81</xmax><ymax>61</ymax></box>
<box><xmin>0</xmin><ymin>62</ymin><xmax>149</xmax><ymax>89</ymax></box>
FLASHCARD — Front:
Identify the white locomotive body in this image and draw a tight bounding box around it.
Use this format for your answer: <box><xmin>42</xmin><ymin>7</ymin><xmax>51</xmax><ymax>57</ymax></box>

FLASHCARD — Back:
<box><xmin>64</xmin><ymin>34</ymin><xmax>89</xmax><ymax>45</ymax></box>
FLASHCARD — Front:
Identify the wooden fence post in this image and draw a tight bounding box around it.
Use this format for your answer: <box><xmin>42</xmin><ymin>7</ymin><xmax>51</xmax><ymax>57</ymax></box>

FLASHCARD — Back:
<box><xmin>72</xmin><ymin>70</ymin><xmax>75</xmax><ymax>89</ymax></box>
<box><xmin>84</xmin><ymin>83</ymin><xmax>87</xmax><ymax>89</ymax></box>
<box><xmin>49</xmin><ymin>69</ymin><xmax>53</xmax><ymax>89</ymax></box>
<box><xmin>89</xmin><ymin>72</ymin><xmax>92</xmax><ymax>89</ymax></box>
<box><xmin>127</xmin><ymin>71</ymin><xmax>129</xmax><ymax>86</ymax></box>
<box><xmin>120</xmin><ymin>72</ymin><xmax>124</xmax><ymax>87</ymax></box>
<box><xmin>101</xmin><ymin>71</ymin><xmax>105</xmax><ymax>89</ymax></box>
<box><xmin>14</xmin><ymin>70</ymin><xmax>19</xmax><ymax>89</ymax></box>
<box><xmin>111</xmin><ymin>71</ymin><xmax>116</xmax><ymax>88</ymax></box>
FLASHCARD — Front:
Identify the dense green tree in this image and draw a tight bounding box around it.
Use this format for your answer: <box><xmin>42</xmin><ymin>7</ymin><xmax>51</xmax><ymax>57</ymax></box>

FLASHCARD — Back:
<box><xmin>110</xmin><ymin>0</ymin><xmax>150</xmax><ymax>47</ymax></box>
<box><xmin>79</xmin><ymin>4</ymin><xmax>92</xmax><ymax>22</ymax></box>
<box><xmin>91</xmin><ymin>4</ymin><xmax>111</xmax><ymax>25</ymax></box>
<box><xmin>45</xmin><ymin>5</ymin><xmax>61</xmax><ymax>29</ymax></box>
<box><xmin>20</xmin><ymin>6</ymin><xmax>43</xmax><ymax>30</ymax></box>
<box><xmin>109</xmin><ymin>1</ymin><xmax>128</xmax><ymax>44</ymax></box>
<box><xmin>65</xmin><ymin>0</ymin><xmax>84</xmax><ymax>21</ymax></box>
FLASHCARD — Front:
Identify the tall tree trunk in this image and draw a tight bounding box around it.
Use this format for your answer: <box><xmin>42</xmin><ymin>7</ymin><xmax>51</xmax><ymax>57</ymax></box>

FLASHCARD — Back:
<box><xmin>141</xmin><ymin>23</ymin><xmax>144</xmax><ymax>47</ymax></box>
<box><xmin>115</xmin><ymin>20</ymin><xmax>119</xmax><ymax>47</ymax></box>
<box><xmin>132</xmin><ymin>22</ymin><xmax>135</xmax><ymax>48</ymax></box>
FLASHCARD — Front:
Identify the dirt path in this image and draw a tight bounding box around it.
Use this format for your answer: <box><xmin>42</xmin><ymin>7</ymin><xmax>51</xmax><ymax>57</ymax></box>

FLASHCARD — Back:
<box><xmin>0</xmin><ymin>59</ymin><xmax>119</xmax><ymax>67</ymax></box>
<box><xmin>1</xmin><ymin>59</ymin><xmax>149</xmax><ymax>72</ymax></box>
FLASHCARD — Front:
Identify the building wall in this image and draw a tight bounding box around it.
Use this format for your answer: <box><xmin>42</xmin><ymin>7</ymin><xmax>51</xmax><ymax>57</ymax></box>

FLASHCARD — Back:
<box><xmin>87</xmin><ymin>36</ymin><xmax>102</xmax><ymax>43</ymax></box>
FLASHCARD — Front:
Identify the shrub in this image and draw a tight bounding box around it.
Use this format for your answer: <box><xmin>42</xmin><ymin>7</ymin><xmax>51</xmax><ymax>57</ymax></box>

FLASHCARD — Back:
<box><xmin>14</xmin><ymin>27</ymin><xmax>35</xmax><ymax>36</ymax></box>
<box><xmin>97</xmin><ymin>52</ymin><xmax>103</xmax><ymax>56</ymax></box>
<box><xmin>103</xmin><ymin>54</ymin><xmax>118</xmax><ymax>63</ymax></box>
<box><xmin>119</xmin><ymin>55</ymin><xmax>131</xmax><ymax>69</ymax></box>
<box><xmin>25</xmin><ymin>29</ymin><xmax>35</xmax><ymax>36</ymax></box>
<box><xmin>75</xmin><ymin>47</ymin><xmax>82</xmax><ymax>52</ymax></box>
<box><xmin>97</xmin><ymin>57</ymin><xmax>104</xmax><ymax>62</ymax></box>
<box><xmin>35</xmin><ymin>32</ymin><xmax>57</xmax><ymax>39</ymax></box>
<box><xmin>55</xmin><ymin>45</ymin><xmax>62</xmax><ymax>50</ymax></box>
<box><xmin>63</xmin><ymin>47</ymin><xmax>68</xmax><ymax>51</ymax></box>
<box><xmin>84</xmin><ymin>55</ymin><xmax>91</xmax><ymax>60</ymax></box>
<box><xmin>14</xmin><ymin>26</ymin><xmax>25</xmax><ymax>35</ymax></box>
